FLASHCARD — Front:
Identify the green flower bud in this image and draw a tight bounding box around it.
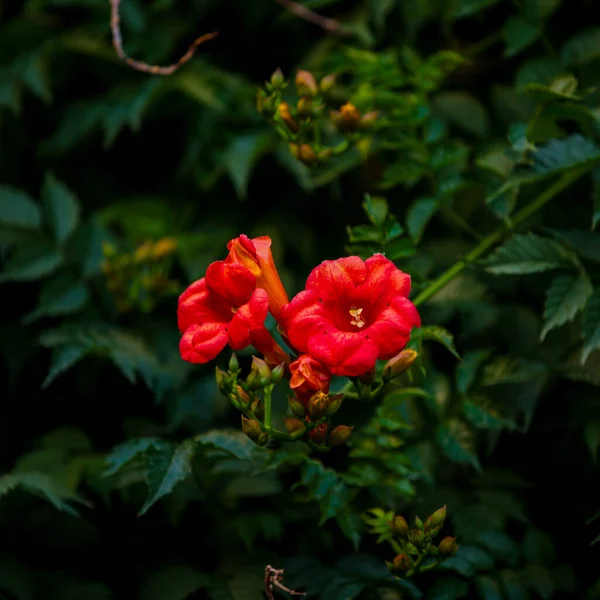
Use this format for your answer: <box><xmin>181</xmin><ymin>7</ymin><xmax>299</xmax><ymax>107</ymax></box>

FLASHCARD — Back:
<box><xmin>438</xmin><ymin>536</ymin><xmax>458</xmax><ymax>557</ymax></box>
<box><xmin>430</xmin><ymin>505</ymin><xmax>447</xmax><ymax>528</ymax></box>
<box><xmin>325</xmin><ymin>393</ymin><xmax>344</xmax><ymax>416</ymax></box>
<box><xmin>415</xmin><ymin>516</ymin><xmax>424</xmax><ymax>531</ymax></box>
<box><xmin>270</xmin><ymin>67</ymin><xmax>285</xmax><ymax>89</ymax></box>
<box><xmin>295</xmin><ymin>70</ymin><xmax>318</xmax><ymax>97</ymax></box>
<box><xmin>392</xmin><ymin>554</ymin><xmax>411</xmax><ymax>573</ymax></box>
<box><xmin>319</xmin><ymin>74</ymin><xmax>336</xmax><ymax>94</ymax></box>
<box><xmin>228</xmin><ymin>353</ymin><xmax>240</xmax><ymax>373</ymax></box>
<box><xmin>271</xmin><ymin>362</ymin><xmax>285</xmax><ymax>383</ymax></box>
<box><xmin>389</xmin><ymin>515</ymin><xmax>409</xmax><ymax>538</ymax></box>
<box><xmin>328</xmin><ymin>425</ymin><xmax>353</xmax><ymax>447</ymax></box>
<box><xmin>383</xmin><ymin>349</ymin><xmax>418</xmax><ymax>381</ymax></box>
<box><xmin>285</xmin><ymin>418</ymin><xmax>306</xmax><ymax>440</ymax></box>
<box><xmin>241</xmin><ymin>416</ymin><xmax>262</xmax><ymax>441</ymax></box>
<box><xmin>308</xmin><ymin>391</ymin><xmax>328</xmax><ymax>419</ymax></box>
<box><xmin>408</xmin><ymin>529</ymin><xmax>425</xmax><ymax>548</ymax></box>
<box><xmin>251</xmin><ymin>398</ymin><xmax>264</xmax><ymax>420</ymax></box>
<box><xmin>288</xmin><ymin>397</ymin><xmax>307</xmax><ymax>418</ymax></box>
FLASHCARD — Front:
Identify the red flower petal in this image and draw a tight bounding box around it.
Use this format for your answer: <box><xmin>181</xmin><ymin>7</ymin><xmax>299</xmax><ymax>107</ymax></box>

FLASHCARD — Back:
<box><xmin>205</xmin><ymin>260</ymin><xmax>256</xmax><ymax>307</ymax></box>
<box><xmin>283</xmin><ymin>289</ymin><xmax>331</xmax><ymax>352</ymax></box>
<box><xmin>179</xmin><ymin>323</ymin><xmax>229</xmax><ymax>363</ymax></box>
<box><xmin>228</xmin><ymin>288</ymin><xmax>269</xmax><ymax>349</ymax></box>
<box><xmin>357</xmin><ymin>254</ymin><xmax>411</xmax><ymax>309</ymax></box>
<box><xmin>305</xmin><ymin>256</ymin><xmax>367</xmax><ymax>303</ymax></box>
<box><xmin>307</xmin><ymin>330</ymin><xmax>379</xmax><ymax>377</ymax></box>
<box><xmin>177</xmin><ymin>278</ymin><xmax>231</xmax><ymax>333</ymax></box>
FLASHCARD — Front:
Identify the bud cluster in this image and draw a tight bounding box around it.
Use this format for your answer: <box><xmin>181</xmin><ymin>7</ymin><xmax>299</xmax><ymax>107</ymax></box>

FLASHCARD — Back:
<box><xmin>386</xmin><ymin>506</ymin><xmax>458</xmax><ymax>577</ymax></box>
<box><xmin>101</xmin><ymin>238</ymin><xmax>179</xmax><ymax>313</ymax></box>
<box><xmin>257</xmin><ymin>68</ymin><xmax>380</xmax><ymax>167</ymax></box>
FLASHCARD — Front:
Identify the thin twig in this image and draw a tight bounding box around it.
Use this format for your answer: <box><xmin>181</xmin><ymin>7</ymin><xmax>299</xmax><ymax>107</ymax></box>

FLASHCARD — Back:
<box><xmin>265</xmin><ymin>566</ymin><xmax>306</xmax><ymax>600</ymax></box>
<box><xmin>274</xmin><ymin>0</ymin><xmax>345</xmax><ymax>34</ymax></box>
<box><xmin>109</xmin><ymin>0</ymin><xmax>218</xmax><ymax>75</ymax></box>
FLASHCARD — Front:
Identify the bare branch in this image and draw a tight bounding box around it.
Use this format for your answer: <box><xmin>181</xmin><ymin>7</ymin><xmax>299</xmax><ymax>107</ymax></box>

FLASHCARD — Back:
<box><xmin>265</xmin><ymin>565</ymin><xmax>306</xmax><ymax>600</ymax></box>
<box><xmin>274</xmin><ymin>0</ymin><xmax>346</xmax><ymax>34</ymax></box>
<box><xmin>109</xmin><ymin>0</ymin><xmax>218</xmax><ymax>75</ymax></box>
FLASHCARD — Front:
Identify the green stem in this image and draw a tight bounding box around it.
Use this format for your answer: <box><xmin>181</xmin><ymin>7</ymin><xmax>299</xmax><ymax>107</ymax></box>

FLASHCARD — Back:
<box><xmin>406</xmin><ymin>552</ymin><xmax>427</xmax><ymax>577</ymax></box>
<box><xmin>413</xmin><ymin>168</ymin><xmax>587</xmax><ymax>307</ymax></box>
<box><xmin>263</xmin><ymin>384</ymin><xmax>273</xmax><ymax>433</ymax></box>
<box><xmin>388</xmin><ymin>537</ymin><xmax>404</xmax><ymax>555</ymax></box>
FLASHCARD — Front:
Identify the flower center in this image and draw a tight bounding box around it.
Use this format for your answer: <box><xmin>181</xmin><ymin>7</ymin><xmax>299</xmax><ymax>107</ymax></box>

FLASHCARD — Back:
<box><xmin>349</xmin><ymin>306</ymin><xmax>366</xmax><ymax>328</ymax></box>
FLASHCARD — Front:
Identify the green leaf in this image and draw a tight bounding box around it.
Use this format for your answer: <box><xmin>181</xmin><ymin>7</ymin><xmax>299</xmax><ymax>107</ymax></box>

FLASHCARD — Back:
<box><xmin>584</xmin><ymin>422</ymin><xmax>600</xmax><ymax>462</ymax></box>
<box><xmin>363</xmin><ymin>195</ymin><xmax>389</xmax><ymax>228</ymax></box>
<box><xmin>24</xmin><ymin>274</ymin><xmax>89</xmax><ymax>324</ymax></box>
<box><xmin>561</xmin><ymin>27</ymin><xmax>600</xmax><ymax>67</ymax></box>
<box><xmin>0</xmin><ymin>242</ymin><xmax>63</xmax><ymax>282</ymax></box>
<box><xmin>583</xmin><ymin>288</ymin><xmax>600</xmax><ymax>363</ymax></box>
<box><xmin>420</xmin><ymin>325</ymin><xmax>461</xmax><ymax>359</ymax></box>
<box><xmin>140</xmin><ymin>566</ymin><xmax>209</xmax><ymax>600</ymax></box>
<box><xmin>0</xmin><ymin>185</ymin><xmax>41</xmax><ymax>229</ymax></box>
<box><xmin>550</xmin><ymin>230</ymin><xmax>600</xmax><ymax>263</ymax></box>
<box><xmin>442</xmin><ymin>546</ymin><xmax>495</xmax><ymax>576</ymax></box>
<box><xmin>104</xmin><ymin>437</ymin><xmax>161</xmax><ymax>477</ymax></box>
<box><xmin>463</xmin><ymin>399</ymin><xmax>509</xmax><ymax>431</ymax></box>
<box><xmin>139</xmin><ymin>439</ymin><xmax>195</xmax><ymax>515</ymax></box>
<box><xmin>196</xmin><ymin>430</ymin><xmax>260</xmax><ymax>461</ymax></box>
<box><xmin>503</xmin><ymin>17</ymin><xmax>541</xmax><ymax>58</ymax></box>
<box><xmin>406</xmin><ymin>197</ymin><xmax>437</xmax><ymax>243</ymax></box>
<box><xmin>42</xmin><ymin>344</ymin><xmax>89</xmax><ymax>389</ymax></box>
<box><xmin>456</xmin><ymin>350</ymin><xmax>491</xmax><ymax>394</ymax></box>
<box><xmin>523</xmin><ymin>528</ymin><xmax>555</xmax><ymax>564</ymax></box>
<box><xmin>429</xmin><ymin>577</ymin><xmax>470</xmax><ymax>600</ymax></box>
<box><xmin>500</xmin><ymin>570</ymin><xmax>530</xmax><ymax>600</ymax></box>
<box><xmin>541</xmin><ymin>274</ymin><xmax>592</xmax><ymax>340</ymax></box>
<box><xmin>523</xmin><ymin>0</ymin><xmax>561</xmax><ymax>19</ymax></box>
<box><xmin>522</xmin><ymin>565</ymin><xmax>554</xmax><ymax>599</ymax></box>
<box><xmin>42</xmin><ymin>172</ymin><xmax>80</xmax><ymax>243</ymax></box>
<box><xmin>515</xmin><ymin>57</ymin><xmax>564</xmax><ymax>91</ymax></box>
<box><xmin>532</xmin><ymin>134</ymin><xmax>600</xmax><ymax>174</ymax></box>
<box><xmin>484</xmin><ymin>232</ymin><xmax>575</xmax><ymax>274</ymax></box>
<box><xmin>222</xmin><ymin>132</ymin><xmax>273</xmax><ymax>200</ymax></box>
<box><xmin>435</xmin><ymin>422</ymin><xmax>481</xmax><ymax>471</ymax></box>
<box><xmin>452</xmin><ymin>0</ymin><xmax>502</xmax><ymax>18</ymax></box>
<box><xmin>475</xmin><ymin>576</ymin><xmax>503</xmax><ymax>600</ymax></box>
<box><xmin>432</xmin><ymin>91</ymin><xmax>489</xmax><ymax>138</ymax></box>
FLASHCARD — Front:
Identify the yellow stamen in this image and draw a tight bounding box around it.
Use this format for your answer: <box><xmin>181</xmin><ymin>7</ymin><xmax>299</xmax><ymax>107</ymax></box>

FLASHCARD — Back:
<box><xmin>349</xmin><ymin>307</ymin><xmax>365</xmax><ymax>328</ymax></box>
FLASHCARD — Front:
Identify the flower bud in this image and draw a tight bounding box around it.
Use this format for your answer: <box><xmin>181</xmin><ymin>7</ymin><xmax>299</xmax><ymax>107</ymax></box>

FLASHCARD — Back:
<box><xmin>360</xmin><ymin>111</ymin><xmax>379</xmax><ymax>128</ymax></box>
<box><xmin>317</xmin><ymin>148</ymin><xmax>332</xmax><ymax>162</ymax></box>
<box><xmin>235</xmin><ymin>385</ymin><xmax>251</xmax><ymax>409</ymax></box>
<box><xmin>289</xmin><ymin>355</ymin><xmax>331</xmax><ymax>402</ymax></box>
<box><xmin>415</xmin><ymin>516</ymin><xmax>424</xmax><ymax>531</ymax></box>
<box><xmin>297</xmin><ymin>97</ymin><xmax>313</xmax><ymax>117</ymax></box>
<box><xmin>328</xmin><ymin>425</ymin><xmax>353</xmax><ymax>447</ymax></box>
<box><xmin>285</xmin><ymin>418</ymin><xmax>306</xmax><ymax>440</ymax></box>
<box><xmin>325</xmin><ymin>393</ymin><xmax>344</xmax><ymax>417</ymax></box>
<box><xmin>270</xmin><ymin>67</ymin><xmax>285</xmax><ymax>89</ymax></box>
<box><xmin>241</xmin><ymin>416</ymin><xmax>262</xmax><ymax>441</ymax></box>
<box><xmin>228</xmin><ymin>353</ymin><xmax>240</xmax><ymax>373</ymax></box>
<box><xmin>319</xmin><ymin>74</ymin><xmax>336</xmax><ymax>93</ymax></box>
<box><xmin>251</xmin><ymin>356</ymin><xmax>272</xmax><ymax>385</ymax></box>
<box><xmin>257</xmin><ymin>432</ymin><xmax>269</xmax><ymax>446</ymax></box>
<box><xmin>153</xmin><ymin>237</ymin><xmax>177</xmax><ymax>259</ymax></box>
<box><xmin>389</xmin><ymin>515</ymin><xmax>409</xmax><ymax>537</ymax></box>
<box><xmin>288</xmin><ymin>143</ymin><xmax>299</xmax><ymax>158</ymax></box>
<box><xmin>408</xmin><ymin>529</ymin><xmax>425</xmax><ymax>548</ymax></box>
<box><xmin>295</xmin><ymin>70</ymin><xmax>318</xmax><ymax>97</ymax></box>
<box><xmin>383</xmin><ymin>349</ymin><xmax>418</xmax><ymax>381</ymax></box>
<box><xmin>438</xmin><ymin>536</ymin><xmax>458</xmax><ymax>557</ymax></box>
<box><xmin>298</xmin><ymin>144</ymin><xmax>317</xmax><ymax>165</ymax></box>
<box><xmin>278</xmin><ymin>102</ymin><xmax>298</xmax><ymax>132</ymax></box>
<box><xmin>251</xmin><ymin>398</ymin><xmax>264</xmax><ymax>420</ymax></box>
<box><xmin>308</xmin><ymin>391</ymin><xmax>329</xmax><ymax>419</ymax></box>
<box><xmin>271</xmin><ymin>362</ymin><xmax>285</xmax><ymax>383</ymax></box>
<box><xmin>215</xmin><ymin>367</ymin><xmax>230</xmax><ymax>394</ymax></box>
<box><xmin>308</xmin><ymin>422</ymin><xmax>327</xmax><ymax>444</ymax></box>
<box><xmin>392</xmin><ymin>554</ymin><xmax>411</xmax><ymax>573</ymax></box>
<box><xmin>430</xmin><ymin>505</ymin><xmax>447</xmax><ymax>528</ymax></box>
<box><xmin>102</xmin><ymin>241</ymin><xmax>117</xmax><ymax>258</ymax></box>
<box><xmin>340</xmin><ymin>102</ymin><xmax>361</xmax><ymax>131</ymax></box>
<box><xmin>288</xmin><ymin>397</ymin><xmax>307</xmax><ymax>418</ymax></box>
<box><xmin>134</xmin><ymin>241</ymin><xmax>153</xmax><ymax>263</ymax></box>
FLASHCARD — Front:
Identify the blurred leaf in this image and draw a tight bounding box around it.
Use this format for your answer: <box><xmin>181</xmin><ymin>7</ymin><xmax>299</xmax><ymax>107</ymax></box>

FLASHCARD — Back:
<box><xmin>196</xmin><ymin>430</ymin><xmax>262</xmax><ymax>462</ymax></box>
<box><xmin>41</xmin><ymin>344</ymin><xmax>89</xmax><ymax>389</ymax></box>
<box><xmin>456</xmin><ymin>350</ymin><xmax>491</xmax><ymax>394</ymax></box>
<box><xmin>484</xmin><ymin>232</ymin><xmax>575</xmax><ymax>274</ymax></box>
<box><xmin>363</xmin><ymin>195</ymin><xmax>389</xmax><ymax>227</ymax></box>
<box><xmin>522</xmin><ymin>565</ymin><xmax>554</xmax><ymax>599</ymax></box>
<box><xmin>104</xmin><ymin>437</ymin><xmax>161</xmax><ymax>477</ymax></box>
<box><xmin>515</xmin><ymin>57</ymin><xmax>563</xmax><ymax>91</ymax></box>
<box><xmin>541</xmin><ymin>274</ymin><xmax>592</xmax><ymax>340</ymax></box>
<box><xmin>429</xmin><ymin>577</ymin><xmax>470</xmax><ymax>600</ymax></box>
<box><xmin>583</xmin><ymin>288</ymin><xmax>600</xmax><ymax>363</ymax></box>
<box><xmin>452</xmin><ymin>0</ymin><xmax>502</xmax><ymax>18</ymax></box>
<box><xmin>503</xmin><ymin>17</ymin><xmax>541</xmax><ymax>58</ymax></box>
<box><xmin>500</xmin><ymin>570</ymin><xmax>530</xmax><ymax>600</ymax></box>
<box><xmin>24</xmin><ymin>274</ymin><xmax>89</xmax><ymax>323</ymax></box>
<box><xmin>561</xmin><ymin>27</ymin><xmax>600</xmax><ymax>67</ymax></box>
<box><xmin>222</xmin><ymin>132</ymin><xmax>273</xmax><ymax>200</ymax></box>
<box><xmin>463</xmin><ymin>399</ymin><xmax>509</xmax><ymax>431</ymax></box>
<box><xmin>475</xmin><ymin>576</ymin><xmax>502</xmax><ymax>600</ymax></box>
<box><xmin>140</xmin><ymin>566</ymin><xmax>209</xmax><ymax>600</ymax></box>
<box><xmin>406</xmin><ymin>197</ymin><xmax>438</xmax><ymax>243</ymax></box>
<box><xmin>42</xmin><ymin>172</ymin><xmax>80</xmax><ymax>244</ymax></box>
<box><xmin>549</xmin><ymin>230</ymin><xmax>600</xmax><ymax>263</ymax></box>
<box><xmin>523</xmin><ymin>528</ymin><xmax>555</xmax><ymax>564</ymax></box>
<box><xmin>420</xmin><ymin>325</ymin><xmax>461</xmax><ymax>359</ymax></box>
<box><xmin>435</xmin><ymin>422</ymin><xmax>481</xmax><ymax>471</ymax></box>
<box><xmin>433</xmin><ymin>91</ymin><xmax>489</xmax><ymax>138</ymax></box>
<box><xmin>0</xmin><ymin>241</ymin><xmax>62</xmax><ymax>282</ymax></box>
<box><xmin>139</xmin><ymin>439</ymin><xmax>195</xmax><ymax>515</ymax></box>
<box><xmin>0</xmin><ymin>185</ymin><xmax>41</xmax><ymax>229</ymax></box>
<box><xmin>531</xmin><ymin>134</ymin><xmax>600</xmax><ymax>174</ymax></box>
<box><xmin>523</xmin><ymin>0</ymin><xmax>561</xmax><ymax>20</ymax></box>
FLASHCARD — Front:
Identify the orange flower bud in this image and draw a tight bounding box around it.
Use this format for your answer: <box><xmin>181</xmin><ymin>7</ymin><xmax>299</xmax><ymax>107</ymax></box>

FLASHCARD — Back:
<box><xmin>438</xmin><ymin>536</ymin><xmax>458</xmax><ymax>557</ymax></box>
<box><xmin>295</xmin><ymin>70</ymin><xmax>318</xmax><ymax>97</ymax></box>
<box><xmin>226</xmin><ymin>235</ymin><xmax>290</xmax><ymax>325</ymax></box>
<box><xmin>390</xmin><ymin>515</ymin><xmax>409</xmax><ymax>537</ymax></box>
<box><xmin>392</xmin><ymin>554</ymin><xmax>411</xmax><ymax>573</ymax></box>
<box><xmin>278</xmin><ymin>102</ymin><xmax>298</xmax><ymax>132</ymax></box>
<box><xmin>298</xmin><ymin>144</ymin><xmax>317</xmax><ymax>165</ymax></box>
<box><xmin>383</xmin><ymin>349</ymin><xmax>418</xmax><ymax>381</ymax></box>
<box><xmin>285</xmin><ymin>417</ymin><xmax>306</xmax><ymax>439</ymax></box>
<box><xmin>241</xmin><ymin>416</ymin><xmax>262</xmax><ymax>441</ymax></box>
<box><xmin>308</xmin><ymin>391</ymin><xmax>329</xmax><ymax>419</ymax></box>
<box><xmin>328</xmin><ymin>425</ymin><xmax>353</xmax><ymax>447</ymax></box>
<box><xmin>340</xmin><ymin>102</ymin><xmax>361</xmax><ymax>130</ymax></box>
<box><xmin>308</xmin><ymin>422</ymin><xmax>327</xmax><ymax>444</ymax></box>
<box><xmin>290</xmin><ymin>355</ymin><xmax>331</xmax><ymax>402</ymax></box>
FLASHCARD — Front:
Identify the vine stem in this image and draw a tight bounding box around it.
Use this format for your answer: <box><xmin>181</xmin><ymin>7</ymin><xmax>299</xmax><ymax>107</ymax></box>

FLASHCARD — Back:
<box><xmin>264</xmin><ymin>384</ymin><xmax>273</xmax><ymax>433</ymax></box>
<box><xmin>413</xmin><ymin>168</ymin><xmax>587</xmax><ymax>307</ymax></box>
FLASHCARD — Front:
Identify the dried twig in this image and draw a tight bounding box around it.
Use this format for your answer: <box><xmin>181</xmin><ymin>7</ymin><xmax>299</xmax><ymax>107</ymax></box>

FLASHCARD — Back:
<box><xmin>274</xmin><ymin>0</ymin><xmax>346</xmax><ymax>34</ymax></box>
<box><xmin>264</xmin><ymin>565</ymin><xmax>306</xmax><ymax>600</ymax></box>
<box><xmin>109</xmin><ymin>0</ymin><xmax>218</xmax><ymax>75</ymax></box>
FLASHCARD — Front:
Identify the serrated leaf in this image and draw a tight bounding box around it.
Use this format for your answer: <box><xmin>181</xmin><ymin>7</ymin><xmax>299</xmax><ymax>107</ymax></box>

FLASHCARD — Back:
<box><xmin>140</xmin><ymin>566</ymin><xmax>209</xmax><ymax>600</ymax></box>
<box><xmin>435</xmin><ymin>422</ymin><xmax>481</xmax><ymax>471</ymax></box>
<box><xmin>420</xmin><ymin>325</ymin><xmax>460</xmax><ymax>359</ymax></box>
<box><xmin>196</xmin><ymin>430</ymin><xmax>259</xmax><ymax>461</ymax></box>
<box><xmin>406</xmin><ymin>197</ymin><xmax>437</xmax><ymax>243</ymax></box>
<box><xmin>139</xmin><ymin>439</ymin><xmax>195</xmax><ymax>515</ymax></box>
<box><xmin>24</xmin><ymin>275</ymin><xmax>88</xmax><ymax>324</ymax></box>
<box><xmin>363</xmin><ymin>195</ymin><xmax>389</xmax><ymax>228</ymax></box>
<box><xmin>550</xmin><ymin>230</ymin><xmax>600</xmax><ymax>263</ymax></box>
<box><xmin>104</xmin><ymin>437</ymin><xmax>161</xmax><ymax>477</ymax></box>
<box><xmin>456</xmin><ymin>350</ymin><xmax>491</xmax><ymax>394</ymax></box>
<box><xmin>503</xmin><ymin>17</ymin><xmax>541</xmax><ymax>58</ymax></box>
<box><xmin>42</xmin><ymin>172</ymin><xmax>80</xmax><ymax>243</ymax></box>
<box><xmin>484</xmin><ymin>232</ymin><xmax>575</xmax><ymax>274</ymax></box>
<box><xmin>583</xmin><ymin>288</ymin><xmax>600</xmax><ymax>363</ymax></box>
<box><xmin>42</xmin><ymin>343</ymin><xmax>89</xmax><ymax>389</ymax></box>
<box><xmin>429</xmin><ymin>577</ymin><xmax>470</xmax><ymax>600</ymax></box>
<box><xmin>561</xmin><ymin>27</ymin><xmax>600</xmax><ymax>67</ymax></box>
<box><xmin>0</xmin><ymin>185</ymin><xmax>41</xmax><ymax>229</ymax></box>
<box><xmin>0</xmin><ymin>241</ymin><xmax>62</xmax><ymax>282</ymax></box>
<box><xmin>463</xmin><ymin>399</ymin><xmax>509</xmax><ymax>430</ymax></box>
<box><xmin>532</xmin><ymin>134</ymin><xmax>600</xmax><ymax>174</ymax></box>
<box><xmin>475</xmin><ymin>576</ymin><xmax>503</xmax><ymax>600</ymax></box>
<box><xmin>541</xmin><ymin>274</ymin><xmax>592</xmax><ymax>340</ymax></box>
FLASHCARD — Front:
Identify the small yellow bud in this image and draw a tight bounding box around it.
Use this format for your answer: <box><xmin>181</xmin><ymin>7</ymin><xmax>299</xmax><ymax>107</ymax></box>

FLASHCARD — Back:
<box><xmin>153</xmin><ymin>237</ymin><xmax>177</xmax><ymax>259</ymax></box>
<box><xmin>297</xmin><ymin>144</ymin><xmax>317</xmax><ymax>165</ymax></box>
<box><xmin>295</xmin><ymin>70</ymin><xmax>318</xmax><ymax>97</ymax></box>
<box><xmin>389</xmin><ymin>515</ymin><xmax>409</xmax><ymax>537</ymax></box>
<box><xmin>438</xmin><ymin>536</ymin><xmax>458</xmax><ymax>557</ymax></box>
<box><xmin>319</xmin><ymin>74</ymin><xmax>336</xmax><ymax>93</ymax></box>
<box><xmin>328</xmin><ymin>425</ymin><xmax>353</xmax><ymax>447</ymax></box>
